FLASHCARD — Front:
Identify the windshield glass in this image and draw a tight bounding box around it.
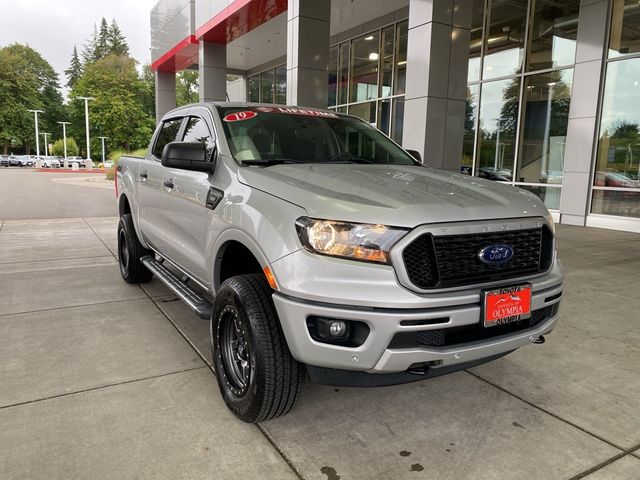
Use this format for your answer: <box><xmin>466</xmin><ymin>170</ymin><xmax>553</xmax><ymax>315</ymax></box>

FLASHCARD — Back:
<box><xmin>216</xmin><ymin>106</ymin><xmax>418</xmax><ymax>166</ymax></box>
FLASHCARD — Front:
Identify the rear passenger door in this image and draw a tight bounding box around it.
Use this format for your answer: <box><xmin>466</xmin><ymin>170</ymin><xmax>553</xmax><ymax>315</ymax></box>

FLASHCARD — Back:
<box><xmin>138</xmin><ymin>116</ymin><xmax>184</xmax><ymax>252</ymax></box>
<box><xmin>160</xmin><ymin>109</ymin><xmax>218</xmax><ymax>283</ymax></box>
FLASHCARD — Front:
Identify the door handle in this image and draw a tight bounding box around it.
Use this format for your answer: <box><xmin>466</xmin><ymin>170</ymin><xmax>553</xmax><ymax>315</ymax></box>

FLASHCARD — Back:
<box><xmin>139</xmin><ymin>171</ymin><xmax>148</xmax><ymax>179</ymax></box>
<box><xmin>163</xmin><ymin>179</ymin><xmax>174</xmax><ymax>189</ymax></box>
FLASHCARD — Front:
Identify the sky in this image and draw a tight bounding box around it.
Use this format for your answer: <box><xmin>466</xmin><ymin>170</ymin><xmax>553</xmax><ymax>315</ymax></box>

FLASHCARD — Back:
<box><xmin>0</xmin><ymin>0</ymin><xmax>158</xmax><ymax>95</ymax></box>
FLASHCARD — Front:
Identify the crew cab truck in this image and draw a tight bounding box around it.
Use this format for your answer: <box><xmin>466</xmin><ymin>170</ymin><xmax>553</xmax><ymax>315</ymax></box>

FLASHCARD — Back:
<box><xmin>117</xmin><ymin>103</ymin><xmax>563</xmax><ymax>423</ymax></box>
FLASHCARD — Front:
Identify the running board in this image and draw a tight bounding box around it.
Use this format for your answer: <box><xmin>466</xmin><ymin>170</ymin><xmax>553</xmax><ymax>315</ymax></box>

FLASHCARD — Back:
<box><xmin>141</xmin><ymin>256</ymin><xmax>212</xmax><ymax>320</ymax></box>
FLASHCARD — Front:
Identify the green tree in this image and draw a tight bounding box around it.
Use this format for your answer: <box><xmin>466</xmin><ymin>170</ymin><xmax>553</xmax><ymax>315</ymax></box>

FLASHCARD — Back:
<box><xmin>82</xmin><ymin>24</ymin><xmax>99</xmax><ymax>64</ymax></box>
<box><xmin>65</xmin><ymin>46</ymin><xmax>83</xmax><ymax>89</ymax></box>
<box><xmin>176</xmin><ymin>70</ymin><xmax>199</xmax><ymax>106</ymax></box>
<box><xmin>51</xmin><ymin>137</ymin><xmax>79</xmax><ymax>157</ymax></box>
<box><xmin>95</xmin><ymin>18</ymin><xmax>110</xmax><ymax>60</ymax></box>
<box><xmin>0</xmin><ymin>44</ymin><xmax>64</xmax><ymax>154</ymax></box>
<box><xmin>140</xmin><ymin>64</ymin><xmax>156</xmax><ymax>120</ymax></box>
<box><xmin>0</xmin><ymin>48</ymin><xmax>40</xmax><ymax>153</ymax></box>
<box><xmin>70</xmin><ymin>55</ymin><xmax>154</xmax><ymax>152</ymax></box>
<box><xmin>108</xmin><ymin>19</ymin><xmax>129</xmax><ymax>56</ymax></box>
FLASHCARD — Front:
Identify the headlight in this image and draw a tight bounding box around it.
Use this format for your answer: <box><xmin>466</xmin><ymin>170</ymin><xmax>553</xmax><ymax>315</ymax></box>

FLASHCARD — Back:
<box><xmin>296</xmin><ymin>217</ymin><xmax>407</xmax><ymax>264</ymax></box>
<box><xmin>544</xmin><ymin>210</ymin><xmax>556</xmax><ymax>234</ymax></box>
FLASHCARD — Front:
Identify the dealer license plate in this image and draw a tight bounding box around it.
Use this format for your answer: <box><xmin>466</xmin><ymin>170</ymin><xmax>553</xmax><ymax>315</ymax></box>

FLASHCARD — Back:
<box><xmin>483</xmin><ymin>284</ymin><xmax>532</xmax><ymax>327</ymax></box>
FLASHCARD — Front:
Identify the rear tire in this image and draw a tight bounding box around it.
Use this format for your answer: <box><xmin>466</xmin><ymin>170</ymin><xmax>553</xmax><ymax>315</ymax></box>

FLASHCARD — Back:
<box><xmin>117</xmin><ymin>213</ymin><xmax>153</xmax><ymax>283</ymax></box>
<box><xmin>211</xmin><ymin>274</ymin><xmax>304</xmax><ymax>423</ymax></box>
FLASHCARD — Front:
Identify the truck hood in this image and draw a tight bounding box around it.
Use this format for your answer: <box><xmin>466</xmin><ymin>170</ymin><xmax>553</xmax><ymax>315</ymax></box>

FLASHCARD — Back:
<box><xmin>237</xmin><ymin>164</ymin><xmax>548</xmax><ymax>227</ymax></box>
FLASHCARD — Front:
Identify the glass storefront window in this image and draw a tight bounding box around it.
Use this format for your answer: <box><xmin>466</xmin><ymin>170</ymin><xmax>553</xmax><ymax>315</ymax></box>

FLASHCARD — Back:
<box><xmin>476</xmin><ymin>78</ymin><xmax>520</xmax><ymax>181</ymax></box>
<box><xmin>483</xmin><ymin>0</ymin><xmax>527</xmax><ymax>79</ymax></box>
<box><xmin>592</xmin><ymin>190</ymin><xmax>640</xmax><ymax>217</ymax></box>
<box><xmin>350</xmin><ymin>32</ymin><xmax>380</xmax><ymax>103</ymax></box>
<box><xmin>248</xmin><ymin>75</ymin><xmax>260</xmax><ymax>102</ymax></box>
<box><xmin>394</xmin><ymin>21</ymin><xmax>408</xmax><ymax>95</ymax></box>
<box><xmin>462</xmin><ymin>85</ymin><xmax>479</xmax><ymax>173</ymax></box>
<box><xmin>518</xmin><ymin>185</ymin><xmax>561</xmax><ymax>210</ymax></box>
<box><xmin>377</xmin><ymin>98</ymin><xmax>392</xmax><ymax>135</ymax></box>
<box><xmin>595</xmin><ymin>59</ymin><xmax>640</xmax><ymax>183</ymax></box>
<box><xmin>391</xmin><ymin>97</ymin><xmax>405</xmax><ymax>144</ymax></box>
<box><xmin>380</xmin><ymin>26</ymin><xmax>394</xmax><ymax>98</ymax></box>
<box><xmin>517</xmin><ymin>69</ymin><xmax>572</xmax><ymax>184</ymax></box>
<box><xmin>609</xmin><ymin>0</ymin><xmax>640</xmax><ymax>58</ymax></box>
<box><xmin>274</xmin><ymin>65</ymin><xmax>286</xmax><ymax>105</ymax></box>
<box><xmin>527</xmin><ymin>0</ymin><xmax>579</xmax><ymax>72</ymax></box>
<box><xmin>349</xmin><ymin>101</ymin><xmax>376</xmax><ymax>125</ymax></box>
<box><xmin>328</xmin><ymin>46</ymin><xmax>338</xmax><ymax>106</ymax></box>
<box><xmin>468</xmin><ymin>0</ymin><xmax>485</xmax><ymax>82</ymax></box>
<box><xmin>260</xmin><ymin>70</ymin><xmax>274</xmax><ymax>104</ymax></box>
<box><xmin>338</xmin><ymin>43</ymin><xmax>350</xmax><ymax>105</ymax></box>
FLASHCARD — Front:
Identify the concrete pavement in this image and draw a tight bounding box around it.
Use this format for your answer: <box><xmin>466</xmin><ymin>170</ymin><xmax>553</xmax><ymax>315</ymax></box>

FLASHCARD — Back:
<box><xmin>0</xmin><ymin>216</ymin><xmax>639</xmax><ymax>479</ymax></box>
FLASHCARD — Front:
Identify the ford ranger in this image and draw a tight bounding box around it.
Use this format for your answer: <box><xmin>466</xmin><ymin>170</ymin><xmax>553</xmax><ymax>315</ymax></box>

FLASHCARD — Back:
<box><xmin>116</xmin><ymin>103</ymin><xmax>563</xmax><ymax>423</ymax></box>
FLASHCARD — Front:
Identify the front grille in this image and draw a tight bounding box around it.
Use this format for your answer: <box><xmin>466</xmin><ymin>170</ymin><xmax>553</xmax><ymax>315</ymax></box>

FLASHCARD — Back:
<box><xmin>401</xmin><ymin>225</ymin><xmax>554</xmax><ymax>289</ymax></box>
<box><xmin>389</xmin><ymin>304</ymin><xmax>558</xmax><ymax>349</ymax></box>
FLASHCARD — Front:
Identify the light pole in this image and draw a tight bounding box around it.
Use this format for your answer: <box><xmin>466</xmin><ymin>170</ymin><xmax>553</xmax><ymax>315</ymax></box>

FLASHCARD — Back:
<box><xmin>28</xmin><ymin>109</ymin><xmax>43</xmax><ymax>158</ymax></box>
<box><xmin>41</xmin><ymin>132</ymin><xmax>51</xmax><ymax>156</ymax></box>
<box><xmin>57</xmin><ymin>121</ymin><xmax>71</xmax><ymax>159</ymax></box>
<box><xmin>77</xmin><ymin>96</ymin><xmax>95</xmax><ymax>160</ymax></box>
<box><xmin>98</xmin><ymin>136</ymin><xmax>108</xmax><ymax>164</ymax></box>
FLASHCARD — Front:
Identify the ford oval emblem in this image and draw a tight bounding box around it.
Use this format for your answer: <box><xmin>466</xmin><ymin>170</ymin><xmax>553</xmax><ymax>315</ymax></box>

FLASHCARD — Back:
<box><xmin>479</xmin><ymin>244</ymin><xmax>514</xmax><ymax>264</ymax></box>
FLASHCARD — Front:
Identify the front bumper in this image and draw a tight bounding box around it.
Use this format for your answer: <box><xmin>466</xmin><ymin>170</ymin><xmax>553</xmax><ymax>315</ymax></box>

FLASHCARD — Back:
<box><xmin>272</xmin><ymin>280</ymin><xmax>562</xmax><ymax>374</ymax></box>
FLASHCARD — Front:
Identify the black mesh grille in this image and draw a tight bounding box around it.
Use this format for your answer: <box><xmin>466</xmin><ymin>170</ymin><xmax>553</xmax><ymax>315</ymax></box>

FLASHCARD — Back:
<box><xmin>402</xmin><ymin>225</ymin><xmax>554</xmax><ymax>289</ymax></box>
<box><xmin>389</xmin><ymin>304</ymin><xmax>558</xmax><ymax>349</ymax></box>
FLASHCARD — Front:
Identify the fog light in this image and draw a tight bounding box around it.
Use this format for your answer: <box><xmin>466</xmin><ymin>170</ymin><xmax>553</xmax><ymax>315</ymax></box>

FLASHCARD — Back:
<box><xmin>329</xmin><ymin>321</ymin><xmax>347</xmax><ymax>337</ymax></box>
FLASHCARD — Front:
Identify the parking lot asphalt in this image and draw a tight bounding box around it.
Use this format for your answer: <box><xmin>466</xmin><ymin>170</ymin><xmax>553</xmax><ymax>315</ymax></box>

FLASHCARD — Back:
<box><xmin>0</xmin><ymin>168</ymin><xmax>117</xmax><ymax>219</ymax></box>
<box><xmin>1</xmin><ymin>218</ymin><xmax>639</xmax><ymax>478</ymax></box>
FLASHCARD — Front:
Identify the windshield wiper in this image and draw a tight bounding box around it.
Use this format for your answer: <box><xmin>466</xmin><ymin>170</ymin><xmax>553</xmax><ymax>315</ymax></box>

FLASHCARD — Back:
<box><xmin>240</xmin><ymin>158</ymin><xmax>305</xmax><ymax>166</ymax></box>
<box><xmin>326</xmin><ymin>152</ymin><xmax>374</xmax><ymax>164</ymax></box>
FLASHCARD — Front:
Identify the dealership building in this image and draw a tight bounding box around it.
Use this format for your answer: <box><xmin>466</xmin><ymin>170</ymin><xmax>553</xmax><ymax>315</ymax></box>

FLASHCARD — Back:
<box><xmin>150</xmin><ymin>0</ymin><xmax>640</xmax><ymax>232</ymax></box>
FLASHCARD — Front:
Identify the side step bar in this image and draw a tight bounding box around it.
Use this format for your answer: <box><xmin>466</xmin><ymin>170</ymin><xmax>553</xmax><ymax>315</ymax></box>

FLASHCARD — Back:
<box><xmin>141</xmin><ymin>255</ymin><xmax>212</xmax><ymax>320</ymax></box>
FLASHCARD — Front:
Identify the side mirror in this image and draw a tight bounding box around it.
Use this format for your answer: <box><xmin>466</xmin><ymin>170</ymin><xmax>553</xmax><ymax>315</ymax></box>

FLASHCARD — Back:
<box><xmin>161</xmin><ymin>142</ymin><xmax>214</xmax><ymax>172</ymax></box>
<box><xmin>405</xmin><ymin>149</ymin><xmax>422</xmax><ymax>162</ymax></box>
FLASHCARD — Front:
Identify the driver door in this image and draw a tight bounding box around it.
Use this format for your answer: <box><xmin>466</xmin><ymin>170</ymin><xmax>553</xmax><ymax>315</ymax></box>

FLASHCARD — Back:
<box><xmin>160</xmin><ymin>109</ymin><xmax>219</xmax><ymax>284</ymax></box>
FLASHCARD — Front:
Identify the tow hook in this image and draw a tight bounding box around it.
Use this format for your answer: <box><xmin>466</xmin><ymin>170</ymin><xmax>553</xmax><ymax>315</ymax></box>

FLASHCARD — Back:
<box><xmin>533</xmin><ymin>335</ymin><xmax>546</xmax><ymax>344</ymax></box>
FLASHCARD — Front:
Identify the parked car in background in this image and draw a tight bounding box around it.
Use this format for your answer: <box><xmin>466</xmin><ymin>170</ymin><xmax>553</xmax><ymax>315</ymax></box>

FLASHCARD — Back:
<box><xmin>0</xmin><ymin>155</ymin><xmax>9</xmax><ymax>167</ymax></box>
<box><xmin>594</xmin><ymin>171</ymin><xmax>640</xmax><ymax>188</ymax></box>
<box><xmin>18</xmin><ymin>155</ymin><xmax>35</xmax><ymax>167</ymax></box>
<box><xmin>67</xmin><ymin>156</ymin><xmax>85</xmax><ymax>167</ymax></box>
<box><xmin>8</xmin><ymin>155</ymin><xmax>21</xmax><ymax>166</ymax></box>
<box><xmin>41</xmin><ymin>156</ymin><xmax>61</xmax><ymax>168</ymax></box>
<box><xmin>103</xmin><ymin>160</ymin><xmax>114</xmax><ymax>169</ymax></box>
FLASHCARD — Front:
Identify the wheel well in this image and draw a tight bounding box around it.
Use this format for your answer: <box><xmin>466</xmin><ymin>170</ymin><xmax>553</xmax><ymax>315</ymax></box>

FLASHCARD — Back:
<box><xmin>119</xmin><ymin>194</ymin><xmax>131</xmax><ymax>217</ymax></box>
<box><xmin>217</xmin><ymin>241</ymin><xmax>263</xmax><ymax>286</ymax></box>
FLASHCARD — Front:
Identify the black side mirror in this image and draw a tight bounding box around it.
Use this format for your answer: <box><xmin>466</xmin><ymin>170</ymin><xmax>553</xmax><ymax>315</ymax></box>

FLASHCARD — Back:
<box><xmin>161</xmin><ymin>142</ymin><xmax>214</xmax><ymax>172</ymax></box>
<box><xmin>405</xmin><ymin>149</ymin><xmax>422</xmax><ymax>162</ymax></box>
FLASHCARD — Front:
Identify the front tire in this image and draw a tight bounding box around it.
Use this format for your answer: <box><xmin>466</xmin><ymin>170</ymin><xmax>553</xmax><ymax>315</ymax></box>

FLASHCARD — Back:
<box><xmin>211</xmin><ymin>274</ymin><xmax>304</xmax><ymax>423</ymax></box>
<box><xmin>117</xmin><ymin>213</ymin><xmax>153</xmax><ymax>283</ymax></box>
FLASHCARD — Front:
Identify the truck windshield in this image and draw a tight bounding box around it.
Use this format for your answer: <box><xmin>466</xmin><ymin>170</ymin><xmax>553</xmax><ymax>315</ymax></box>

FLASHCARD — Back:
<box><xmin>216</xmin><ymin>106</ymin><xmax>418</xmax><ymax>166</ymax></box>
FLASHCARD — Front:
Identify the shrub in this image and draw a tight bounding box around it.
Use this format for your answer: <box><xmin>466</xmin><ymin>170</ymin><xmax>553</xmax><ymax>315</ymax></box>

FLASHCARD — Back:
<box><xmin>105</xmin><ymin>148</ymin><xmax>147</xmax><ymax>180</ymax></box>
<box><xmin>51</xmin><ymin>137</ymin><xmax>80</xmax><ymax>157</ymax></box>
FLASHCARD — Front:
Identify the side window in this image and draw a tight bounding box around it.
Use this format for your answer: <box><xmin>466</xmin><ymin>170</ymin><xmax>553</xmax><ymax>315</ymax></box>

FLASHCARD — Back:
<box><xmin>182</xmin><ymin>116</ymin><xmax>215</xmax><ymax>160</ymax></box>
<box><xmin>152</xmin><ymin>118</ymin><xmax>183</xmax><ymax>159</ymax></box>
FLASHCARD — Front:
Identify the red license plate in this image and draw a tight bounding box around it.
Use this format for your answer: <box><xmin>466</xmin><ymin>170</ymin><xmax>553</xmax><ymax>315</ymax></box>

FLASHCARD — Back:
<box><xmin>483</xmin><ymin>285</ymin><xmax>532</xmax><ymax>327</ymax></box>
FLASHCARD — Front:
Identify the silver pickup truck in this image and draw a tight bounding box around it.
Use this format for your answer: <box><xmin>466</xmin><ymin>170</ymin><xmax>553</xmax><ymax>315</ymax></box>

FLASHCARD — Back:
<box><xmin>117</xmin><ymin>103</ymin><xmax>563</xmax><ymax>423</ymax></box>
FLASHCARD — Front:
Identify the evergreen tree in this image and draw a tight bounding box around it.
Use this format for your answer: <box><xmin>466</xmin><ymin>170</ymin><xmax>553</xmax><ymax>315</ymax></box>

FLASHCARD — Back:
<box><xmin>108</xmin><ymin>19</ymin><xmax>129</xmax><ymax>57</ymax></box>
<box><xmin>64</xmin><ymin>46</ymin><xmax>83</xmax><ymax>89</ymax></box>
<box><xmin>95</xmin><ymin>17</ymin><xmax>110</xmax><ymax>60</ymax></box>
<box><xmin>82</xmin><ymin>24</ymin><xmax>98</xmax><ymax>64</ymax></box>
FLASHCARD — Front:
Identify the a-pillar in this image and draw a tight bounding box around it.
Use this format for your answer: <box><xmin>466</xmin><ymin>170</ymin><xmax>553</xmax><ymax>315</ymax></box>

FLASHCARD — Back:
<box><xmin>286</xmin><ymin>0</ymin><xmax>330</xmax><ymax>108</ymax></box>
<box><xmin>155</xmin><ymin>71</ymin><xmax>176</xmax><ymax>123</ymax></box>
<box><xmin>199</xmin><ymin>41</ymin><xmax>227</xmax><ymax>102</ymax></box>
<box><xmin>402</xmin><ymin>0</ymin><xmax>472</xmax><ymax>169</ymax></box>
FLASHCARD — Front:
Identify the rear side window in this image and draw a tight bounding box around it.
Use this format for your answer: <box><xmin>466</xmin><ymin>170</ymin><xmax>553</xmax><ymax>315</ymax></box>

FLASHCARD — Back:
<box><xmin>153</xmin><ymin>118</ymin><xmax>183</xmax><ymax>159</ymax></box>
<box><xmin>182</xmin><ymin>117</ymin><xmax>215</xmax><ymax>160</ymax></box>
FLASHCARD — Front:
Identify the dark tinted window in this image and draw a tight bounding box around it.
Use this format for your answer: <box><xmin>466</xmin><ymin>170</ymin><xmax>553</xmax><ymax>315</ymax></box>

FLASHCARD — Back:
<box><xmin>153</xmin><ymin>118</ymin><xmax>183</xmax><ymax>159</ymax></box>
<box><xmin>182</xmin><ymin>116</ymin><xmax>215</xmax><ymax>160</ymax></box>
